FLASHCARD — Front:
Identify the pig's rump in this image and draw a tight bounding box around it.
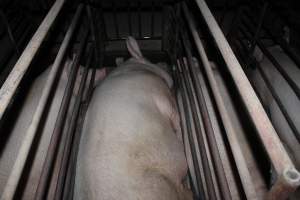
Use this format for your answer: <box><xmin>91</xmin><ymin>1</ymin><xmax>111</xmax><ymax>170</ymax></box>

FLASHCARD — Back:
<box><xmin>75</xmin><ymin>66</ymin><xmax>191</xmax><ymax>200</ymax></box>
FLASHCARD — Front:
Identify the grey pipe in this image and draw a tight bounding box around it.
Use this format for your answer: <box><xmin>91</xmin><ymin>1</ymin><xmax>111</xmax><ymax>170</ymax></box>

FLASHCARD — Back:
<box><xmin>0</xmin><ymin>0</ymin><xmax>65</xmax><ymax>121</ymax></box>
<box><xmin>0</xmin><ymin>4</ymin><xmax>83</xmax><ymax>200</ymax></box>
<box><xmin>182</xmin><ymin>3</ymin><xmax>257</xmax><ymax>199</ymax></box>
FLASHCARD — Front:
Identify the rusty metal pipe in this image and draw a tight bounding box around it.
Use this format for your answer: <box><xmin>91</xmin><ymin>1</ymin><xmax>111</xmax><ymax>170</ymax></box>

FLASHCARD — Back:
<box><xmin>193</xmin><ymin>0</ymin><xmax>300</xmax><ymax>198</ymax></box>
<box><xmin>0</xmin><ymin>4</ymin><xmax>82</xmax><ymax>200</ymax></box>
<box><xmin>182</xmin><ymin>3</ymin><xmax>257</xmax><ymax>199</ymax></box>
<box><xmin>0</xmin><ymin>0</ymin><xmax>65</xmax><ymax>121</ymax></box>
<box><xmin>174</xmin><ymin>61</ymin><xmax>207</xmax><ymax>199</ymax></box>
<box><xmin>193</xmin><ymin>0</ymin><xmax>298</xmax><ymax>175</ymax></box>
<box><xmin>54</xmin><ymin>47</ymin><xmax>93</xmax><ymax>200</ymax></box>
<box><xmin>34</xmin><ymin>10</ymin><xmax>87</xmax><ymax>199</ymax></box>
<box><xmin>177</xmin><ymin>55</ymin><xmax>219</xmax><ymax>199</ymax></box>
<box><xmin>62</xmin><ymin>54</ymin><xmax>98</xmax><ymax>200</ymax></box>
<box><xmin>266</xmin><ymin>168</ymin><xmax>300</xmax><ymax>200</ymax></box>
<box><xmin>180</xmin><ymin>29</ymin><xmax>231</xmax><ymax>200</ymax></box>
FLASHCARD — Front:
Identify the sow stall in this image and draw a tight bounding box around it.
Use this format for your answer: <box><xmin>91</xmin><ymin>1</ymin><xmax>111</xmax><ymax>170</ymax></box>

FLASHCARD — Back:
<box><xmin>0</xmin><ymin>0</ymin><xmax>299</xmax><ymax>199</ymax></box>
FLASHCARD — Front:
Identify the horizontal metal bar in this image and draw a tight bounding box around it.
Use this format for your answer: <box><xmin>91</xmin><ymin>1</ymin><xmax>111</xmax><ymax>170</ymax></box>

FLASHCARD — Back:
<box><xmin>0</xmin><ymin>0</ymin><xmax>66</xmax><ymax>122</ymax></box>
<box><xmin>182</xmin><ymin>3</ymin><xmax>257</xmax><ymax>199</ymax></box>
<box><xmin>0</xmin><ymin>4</ymin><xmax>82</xmax><ymax>200</ymax></box>
<box><xmin>193</xmin><ymin>0</ymin><xmax>295</xmax><ymax>173</ymax></box>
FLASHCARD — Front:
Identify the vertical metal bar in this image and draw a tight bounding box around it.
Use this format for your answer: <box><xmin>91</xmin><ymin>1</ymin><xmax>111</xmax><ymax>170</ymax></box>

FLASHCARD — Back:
<box><xmin>0</xmin><ymin>9</ymin><xmax>20</xmax><ymax>55</ymax></box>
<box><xmin>1</xmin><ymin>3</ymin><xmax>81</xmax><ymax>200</ymax></box>
<box><xmin>238</xmin><ymin>24</ymin><xmax>300</xmax><ymax>142</ymax></box>
<box><xmin>151</xmin><ymin>1</ymin><xmax>155</xmax><ymax>37</ymax></box>
<box><xmin>62</xmin><ymin>50</ymin><xmax>99</xmax><ymax>200</ymax></box>
<box><xmin>87</xmin><ymin>5</ymin><xmax>100</xmax><ymax>69</ymax></box>
<box><xmin>182</xmin><ymin>4</ymin><xmax>258</xmax><ymax>199</ymax></box>
<box><xmin>34</xmin><ymin>17</ymin><xmax>88</xmax><ymax>200</ymax></box>
<box><xmin>193</xmin><ymin>0</ymin><xmax>300</xmax><ymax>197</ymax></box>
<box><xmin>127</xmin><ymin>0</ymin><xmax>132</xmax><ymax>36</ymax></box>
<box><xmin>180</xmin><ymin>33</ymin><xmax>231</xmax><ymax>200</ymax></box>
<box><xmin>241</xmin><ymin>17</ymin><xmax>300</xmax><ymax>101</ymax></box>
<box><xmin>0</xmin><ymin>25</ymin><xmax>32</xmax><ymax>86</ymax></box>
<box><xmin>54</xmin><ymin>47</ymin><xmax>93</xmax><ymax>200</ymax></box>
<box><xmin>161</xmin><ymin>4</ymin><xmax>167</xmax><ymax>51</ymax></box>
<box><xmin>138</xmin><ymin>0</ymin><xmax>142</xmax><ymax>38</ymax></box>
<box><xmin>179</xmin><ymin>55</ymin><xmax>218</xmax><ymax>199</ymax></box>
<box><xmin>112</xmin><ymin>0</ymin><xmax>119</xmax><ymax>39</ymax></box>
<box><xmin>193</xmin><ymin>0</ymin><xmax>295</xmax><ymax>173</ymax></box>
<box><xmin>183</xmin><ymin>57</ymin><xmax>222</xmax><ymax>200</ymax></box>
<box><xmin>249</xmin><ymin>2</ymin><xmax>268</xmax><ymax>54</ymax></box>
<box><xmin>174</xmin><ymin>61</ymin><xmax>206</xmax><ymax>200</ymax></box>
<box><xmin>0</xmin><ymin>0</ymin><xmax>66</xmax><ymax>122</ymax></box>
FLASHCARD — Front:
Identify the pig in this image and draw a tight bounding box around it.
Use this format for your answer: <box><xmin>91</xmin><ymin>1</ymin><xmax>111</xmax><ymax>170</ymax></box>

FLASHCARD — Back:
<box><xmin>249</xmin><ymin>45</ymin><xmax>300</xmax><ymax>168</ymax></box>
<box><xmin>74</xmin><ymin>37</ymin><xmax>193</xmax><ymax>200</ymax></box>
<box><xmin>0</xmin><ymin>56</ymin><xmax>104</xmax><ymax>199</ymax></box>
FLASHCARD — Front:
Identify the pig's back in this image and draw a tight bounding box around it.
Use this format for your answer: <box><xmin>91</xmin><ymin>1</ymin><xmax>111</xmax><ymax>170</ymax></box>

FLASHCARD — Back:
<box><xmin>75</xmin><ymin>70</ymin><xmax>188</xmax><ymax>200</ymax></box>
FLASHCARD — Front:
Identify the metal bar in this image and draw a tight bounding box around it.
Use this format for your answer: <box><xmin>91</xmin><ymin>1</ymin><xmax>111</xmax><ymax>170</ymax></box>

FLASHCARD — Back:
<box><xmin>262</xmin><ymin>23</ymin><xmax>300</xmax><ymax>70</ymax></box>
<box><xmin>63</xmin><ymin>105</ymin><xmax>85</xmax><ymax>200</ymax></box>
<box><xmin>238</xmin><ymin>25</ymin><xmax>300</xmax><ymax>143</ymax></box>
<box><xmin>127</xmin><ymin>0</ymin><xmax>132</xmax><ymax>36</ymax></box>
<box><xmin>0</xmin><ymin>0</ymin><xmax>65</xmax><ymax>122</ymax></box>
<box><xmin>0</xmin><ymin>4</ymin><xmax>82</xmax><ymax>200</ymax></box>
<box><xmin>0</xmin><ymin>9</ymin><xmax>20</xmax><ymax>55</ymax></box>
<box><xmin>86</xmin><ymin>5</ymin><xmax>101</xmax><ymax>70</ymax></box>
<box><xmin>249</xmin><ymin>2</ymin><xmax>268</xmax><ymax>54</ymax></box>
<box><xmin>61</xmin><ymin>11</ymin><xmax>104</xmax><ymax>196</ymax></box>
<box><xmin>180</xmin><ymin>32</ymin><xmax>231</xmax><ymax>200</ymax></box>
<box><xmin>0</xmin><ymin>25</ymin><xmax>32</xmax><ymax>86</ymax></box>
<box><xmin>243</xmin><ymin>10</ymin><xmax>300</xmax><ymax>70</ymax></box>
<box><xmin>174</xmin><ymin>60</ymin><xmax>207</xmax><ymax>199</ymax></box>
<box><xmin>176</xmin><ymin>59</ymin><xmax>211</xmax><ymax>200</ymax></box>
<box><xmin>182</xmin><ymin>4</ymin><xmax>257</xmax><ymax>199</ymax></box>
<box><xmin>193</xmin><ymin>0</ymin><xmax>300</xmax><ymax>197</ymax></box>
<box><xmin>151</xmin><ymin>1</ymin><xmax>155</xmax><ymax>37</ymax></box>
<box><xmin>161</xmin><ymin>5</ymin><xmax>167</xmax><ymax>51</ymax></box>
<box><xmin>138</xmin><ymin>0</ymin><xmax>142</xmax><ymax>38</ymax></box>
<box><xmin>266</xmin><ymin>168</ymin><xmax>300</xmax><ymax>200</ymax></box>
<box><xmin>34</xmin><ymin>15</ymin><xmax>87</xmax><ymax>200</ymax></box>
<box><xmin>183</xmin><ymin>57</ymin><xmax>222</xmax><ymax>200</ymax></box>
<box><xmin>54</xmin><ymin>47</ymin><xmax>93</xmax><ymax>200</ymax></box>
<box><xmin>62</xmin><ymin>51</ymin><xmax>99</xmax><ymax>200</ymax></box>
<box><xmin>193</xmin><ymin>0</ymin><xmax>295</xmax><ymax>173</ymax></box>
<box><xmin>112</xmin><ymin>0</ymin><xmax>119</xmax><ymax>38</ymax></box>
<box><xmin>241</xmin><ymin>17</ymin><xmax>300</xmax><ymax>101</ymax></box>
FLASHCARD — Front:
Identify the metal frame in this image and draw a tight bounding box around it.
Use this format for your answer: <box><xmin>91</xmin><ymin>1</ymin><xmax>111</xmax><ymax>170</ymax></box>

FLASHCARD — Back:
<box><xmin>192</xmin><ymin>0</ymin><xmax>300</xmax><ymax>199</ymax></box>
<box><xmin>1</xmin><ymin>0</ymin><xmax>300</xmax><ymax>199</ymax></box>
<box><xmin>0</xmin><ymin>2</ymin><xmax>84</xmax><ymax>199</ymax></box>
<box><xmin>0</xmin><ymin>0</ymin><xmax>66</xmax><ymax>122</ymax></box>
<box><xmin>182</xmin><ymin>3</ymin><xmax>258</xmax><ymax>199</ymax></box>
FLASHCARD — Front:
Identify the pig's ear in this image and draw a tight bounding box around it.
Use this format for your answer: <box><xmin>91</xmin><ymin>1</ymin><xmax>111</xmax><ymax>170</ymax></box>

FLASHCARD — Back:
<box><xmin>126</xmin><ymin>36</ymin><xmax>144</xmax><ymax>60</ymax></box>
